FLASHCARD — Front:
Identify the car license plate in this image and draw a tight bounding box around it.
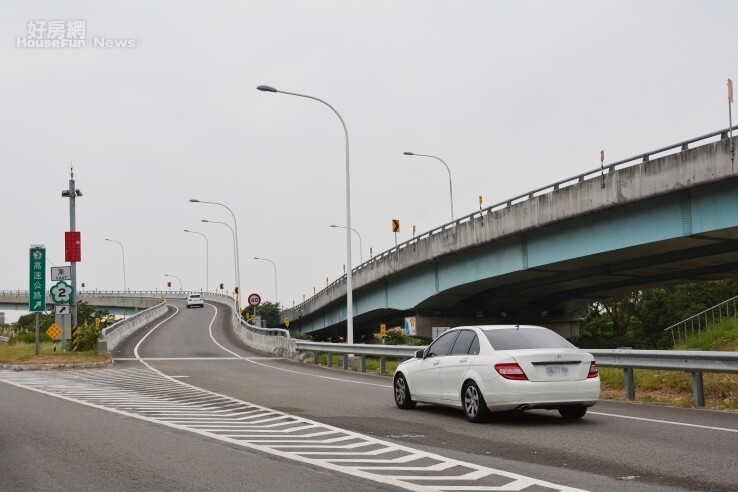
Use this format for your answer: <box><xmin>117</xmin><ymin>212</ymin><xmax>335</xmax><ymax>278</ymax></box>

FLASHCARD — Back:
<box><xmin>545</xmin><ymin>365</ymin><xmax>568</xmax><ymax>376</ymax></box>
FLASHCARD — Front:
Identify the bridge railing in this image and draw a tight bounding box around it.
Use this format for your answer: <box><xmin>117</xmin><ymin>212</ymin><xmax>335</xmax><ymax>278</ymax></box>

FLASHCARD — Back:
<box><xmin>664</xmin><ymin>294</ymin><xmax>738</xmax><ymax>346</ymax></box>
<box><xmin>294</xmin><ymin>341</ymin><xmax>738</xmax><ymax>407</ymax></box>
<box><xmin>292</xmin><ymin>125</ymin><xmax>738</xmax><ymax>313</ymax></box>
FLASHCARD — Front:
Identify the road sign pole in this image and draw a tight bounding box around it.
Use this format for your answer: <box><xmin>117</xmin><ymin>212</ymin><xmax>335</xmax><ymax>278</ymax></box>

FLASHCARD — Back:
<box><xmin>69</xmin><ymin>172</ymin><xmax>77</xmax><ymax>345</ymax></box>
<box><xmin>29</xmin><ymin>245</ymin><xmax>46</xmax><ymax>355</ymax></box>
<box><xmin>62</xmin><ymin>167</ymin><xmax>82</xmax><ymax>346</ymax></box>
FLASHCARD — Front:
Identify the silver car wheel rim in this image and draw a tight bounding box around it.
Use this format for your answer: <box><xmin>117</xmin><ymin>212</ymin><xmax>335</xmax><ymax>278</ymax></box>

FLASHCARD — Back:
<box><xmin>465</xmin><ymin>386</ymin><xmax>479</xmax><ymax>417</ymax></box>
<box><xmin>395</xmin><ymin>379</ymin><xmax>405</xmax><ymax>404</ymax></box>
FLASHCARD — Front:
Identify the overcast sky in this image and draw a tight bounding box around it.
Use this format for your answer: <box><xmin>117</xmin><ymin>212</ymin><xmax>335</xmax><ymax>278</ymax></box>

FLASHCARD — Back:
<box><xmin>2</xmin><ymin>1</ymin><xmax>737</xmax><ymax>322</ymax></box>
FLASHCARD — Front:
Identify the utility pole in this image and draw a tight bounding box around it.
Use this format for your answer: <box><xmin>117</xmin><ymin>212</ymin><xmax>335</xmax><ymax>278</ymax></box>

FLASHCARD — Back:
<box><xmin>62</xmin><ymin>166</ymin><xmax>82</xmax><ymax>345</ymax></box>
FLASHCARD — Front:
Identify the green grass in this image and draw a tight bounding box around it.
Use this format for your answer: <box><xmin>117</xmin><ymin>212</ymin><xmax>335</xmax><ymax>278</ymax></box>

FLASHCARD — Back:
<box><xmin>0</xmin><ymin>342</ymin><xmax>109</xmax><ymax>364</ymax></box>
<box><xmin>309</xmin><ymin>353</ymin><xmax>403</xmax><ymax>375</ymax></box>
<box><xmin>674</xmin><ymin>318</ymin><xmax>738</xmax><ymax>351</ymax></box>
<box><xmin>599</xmin><ymin>318</ymin><xmax>738</xmax><ymax>410</ymax></box>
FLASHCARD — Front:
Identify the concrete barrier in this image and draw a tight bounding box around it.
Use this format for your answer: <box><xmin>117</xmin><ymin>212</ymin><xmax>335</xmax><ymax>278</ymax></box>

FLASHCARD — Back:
<box><xmin>97</xmin><ymin>300</ymin><xmax>168</xmax><ymax>354</ymax></box>
<box><xmin>209</xmin><ymin>297</ymin><xmax>295</xmax><ymax>357</ymax></box>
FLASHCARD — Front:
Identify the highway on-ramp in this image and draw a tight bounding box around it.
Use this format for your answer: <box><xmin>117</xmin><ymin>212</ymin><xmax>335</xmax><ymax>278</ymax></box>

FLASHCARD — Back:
<box><xmin>1</xmin><ymin>299</ymin><xmax>736</xmax><ymax>491</ymax></box>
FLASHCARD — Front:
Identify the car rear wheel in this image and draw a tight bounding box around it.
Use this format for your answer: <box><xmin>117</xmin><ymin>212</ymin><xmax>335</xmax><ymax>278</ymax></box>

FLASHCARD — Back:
<box><xmin>558</xmin><ymin>405</ymin><xmax>588</xmax><ymax>419</ymax></box>
<box><xmin>462</xmin><ymin>382</ymin><xmax>490</xmax><ymax>423</ymax></box>
<box><xmin>394</xmin><ymin>374</ymin><xmax>416</xmax><ymax>409</ymax></box>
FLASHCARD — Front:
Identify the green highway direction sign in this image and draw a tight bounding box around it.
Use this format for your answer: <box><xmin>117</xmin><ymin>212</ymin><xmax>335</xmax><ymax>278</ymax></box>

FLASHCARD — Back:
<box><xmin>29</xmin><ymin>245</ymin><xmax>46</xmax><ymax>312</ymax></box>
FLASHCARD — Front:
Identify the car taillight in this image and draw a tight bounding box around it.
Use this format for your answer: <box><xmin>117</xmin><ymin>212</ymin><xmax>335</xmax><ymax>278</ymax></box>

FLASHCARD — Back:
<box><xmin>495</xmin><ymin>362</ymin><xmax>528</xmax><ymax>381</ymax></box>
<box><xmin>587</xmin><ymin>361</ymin><xmax>599</xmax><ymax>378</ymax></box>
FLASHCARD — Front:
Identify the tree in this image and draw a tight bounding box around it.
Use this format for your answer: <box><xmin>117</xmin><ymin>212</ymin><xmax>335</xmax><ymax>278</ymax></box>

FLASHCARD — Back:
<box><xmin>577</xmin><ymin>279</ymin><xmax>738</xmax><ymax>348</ymax></box>
<box><xmin>242</xmin><ymin>301</ymin><xmax>281</xmax><ymax>327</ymax></box>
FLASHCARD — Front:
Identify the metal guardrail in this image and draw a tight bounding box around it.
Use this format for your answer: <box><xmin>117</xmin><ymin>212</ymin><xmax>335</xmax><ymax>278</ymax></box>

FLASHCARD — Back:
<box><xmin>293</xmin><ymin>125</ymin><xmax>738</xmax><ymax>312</ymax></box>
<box><xmin>0</xmin><ymin>336</ymin><xmax>9</xmax><ymax>344</ymax></box>
<box><xmin>295</xmin><ymin>342</ymin><xmax>738</xmax><ymax>407</ymax></box>
<box><xmin>664</xmin><ymin>295</ymin><xmax>738</xmax><ymax>346</ymax></box>
<box><xmin>295</xmin><ymin>340</ymin><xmax>419</xmax><ymax>373</ymax></box>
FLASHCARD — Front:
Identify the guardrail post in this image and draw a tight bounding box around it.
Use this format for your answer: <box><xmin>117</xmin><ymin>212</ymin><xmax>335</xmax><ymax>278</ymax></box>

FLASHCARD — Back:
<box><xmin>342</xmin><ymin>354</ymin><xmax>348</xmax><ymax>370</ymax></box>
<box><xmin>692</xmin><ymin>371</ymin><xmax>705</xmax><ymax>407</ymax></box>
<box><xmin>624</xmin><ymin>367</ymin><xmax>636</xmax><ymax>400</ymax></box>
<box><xmin>360</xmin><ymin>354</ymin><xmax>366</xmax><ymax>372</ymax></box>
<box><xmin>327</xmin><ymin>352</ymin><xmax>333</xmax><ymax>367</ymax></box>
<box><xmin>379</xmin><ymin>356</ymin><xmax>386</xmax><ymax>374</ymax></box>
<box><xmin>313</xmin><ymin>351</ymin><xmax>319</xmax><ymax>364</ymax></box>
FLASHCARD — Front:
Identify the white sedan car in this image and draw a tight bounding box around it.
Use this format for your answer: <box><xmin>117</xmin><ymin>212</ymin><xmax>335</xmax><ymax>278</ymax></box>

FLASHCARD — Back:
<box><xmin>393</xmin><ymin>325</ymin><xmax>600</xmax><ymax>422</ymax></box>
<box><xmin>186</xmin><ymin>294</ymin><xmax>204</xmax><ymax>308</ymax></box>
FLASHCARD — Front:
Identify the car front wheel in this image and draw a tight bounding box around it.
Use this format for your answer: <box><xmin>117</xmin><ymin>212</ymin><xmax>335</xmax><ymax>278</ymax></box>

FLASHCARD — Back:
<box><xmin>463</xmin><ymin>382</ymin><xmax>490</xmax><ymax>423</ymax></box>
<box><xmin>558</xmin><ymin>405</ymin><xmax>588</xmax><ymax>419</ymax></box>
<box><xmin>394</xmin><ymin>374</ymin><xmax>416</xmax><ymax>409</ymax></box>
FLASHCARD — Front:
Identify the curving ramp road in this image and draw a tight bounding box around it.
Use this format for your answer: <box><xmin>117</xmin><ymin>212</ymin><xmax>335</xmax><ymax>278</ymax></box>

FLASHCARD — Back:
<box><xmin>2</xmin><ymin>298</ymin><xmax>737</xmax><ymax>491</ymax></box>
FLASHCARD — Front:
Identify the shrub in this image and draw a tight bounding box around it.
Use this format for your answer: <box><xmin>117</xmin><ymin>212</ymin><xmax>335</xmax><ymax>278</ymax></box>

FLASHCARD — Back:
<box><xmin>75</xmin><ymin>323</ymin><xmax>102</xmax><ymax>351</ymax></box>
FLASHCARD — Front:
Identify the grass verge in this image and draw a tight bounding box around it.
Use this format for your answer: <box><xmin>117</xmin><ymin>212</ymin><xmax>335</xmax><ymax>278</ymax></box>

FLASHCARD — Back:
<box><xmin>0</xmin><ymin>342</ymin><xmax>109</xmax><ymax>364</ymax></box>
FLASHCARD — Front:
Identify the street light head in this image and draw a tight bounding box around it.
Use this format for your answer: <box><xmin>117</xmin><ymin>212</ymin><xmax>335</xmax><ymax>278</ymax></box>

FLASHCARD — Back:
<box><xmin>189</xmin><ymin>199</ymin><xmax>200</xmax><ymax>203</ymax></box>
<box><xmin>201</xmin><ymin>219</ymin><xmax>209</xmax><ymax>223</ymax></box>
<box><xmin>257</xmin><ymin>85</ymin><xmax>277</xmax><ymax>93</ymax></box>
<box><xmin>330</xmin><ymin>225</ymin><xmax>339</xmax><ymax>228</ymax></box>
<box><xmin>403</xmin><ymin>152</ymin><xmax>414</xmax><ymax>156</ymax></box>
<box><xmin>184</xmin><ymin>229</ymin><xmax>190</xmax><ymax>232</ymax></box>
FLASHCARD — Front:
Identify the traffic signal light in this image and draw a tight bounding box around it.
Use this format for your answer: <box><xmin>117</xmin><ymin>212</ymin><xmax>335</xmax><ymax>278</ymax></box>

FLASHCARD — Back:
<box><xmin>167</xmin><ymin>281</ymin><xmax>172</xmax><ymax>288</ymax></box>
<box><xmin>234</xmin><ymin>287</ymin><xmax>239</xmax><ymax>294</ymax></box>
<box><xmin>81</xmin><ymin>282</ymin><xmax>85</xmax><ymax>288</ymax></box>
<box><xmin>219</xmin><ymin>283</ymin><xmax>224</xmax><ymax>290</ymax></box>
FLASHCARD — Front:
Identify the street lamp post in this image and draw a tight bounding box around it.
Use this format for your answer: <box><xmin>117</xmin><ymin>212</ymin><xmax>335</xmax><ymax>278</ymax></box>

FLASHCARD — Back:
<box><xmin>403</xmin><ymin>152</ymin><xmax>455</xmax><ymax>221</ymax></box>
<box><xmin>190</xmin><ymin>199</ymin><xmax>241</xmax><ymax>306</ymax></box>
<box><xmin>258</xmin><ymin>84</ymin><xmax>355</xmax><ymax>344</ymax></box>
<box><xmin>105</xmin><ymin>238</ymin><xmax>126</xmax><ymax>292</ymax></box>
<box><xmin>164</xmin><ymin>274</ymin><xmax>182</xmax><ymax>291</ymax></box>
<box><xmin>330</xmin><ymin>224</ymin><xmax>363</xmax><ymax>264</ymax></box>
<box><xmin>253</xmin><ymin>257</ymin><xmax>278</xmax><ymax>306</ymax></box>
<box><xmin>201</xmin><ymin>219</ymin><xmax>238</xmax><ymax>299</ymax></box>
<box><xmin>184</xmin><ymin>229</ymin><xmax>209</xmax><ymax>291</ymax></box>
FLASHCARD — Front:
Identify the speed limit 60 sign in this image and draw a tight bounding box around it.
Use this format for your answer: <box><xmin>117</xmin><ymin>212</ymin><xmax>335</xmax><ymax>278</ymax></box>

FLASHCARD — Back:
<box><xmin>247</xmin><ymin>293</ymin><xmax>261</xmax><ymax>307</ymax></box>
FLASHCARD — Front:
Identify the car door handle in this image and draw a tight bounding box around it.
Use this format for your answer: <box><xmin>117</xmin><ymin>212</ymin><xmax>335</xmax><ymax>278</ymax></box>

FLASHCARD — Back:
<box><xmin>459</xmin><ymin>358</ymin><xmax>468</xmax><ymax>363</ymax></box>
<box><xmin>432</xmin><ymin>361</ymin><xmax>440</xmax><ymax>366</ymax></box>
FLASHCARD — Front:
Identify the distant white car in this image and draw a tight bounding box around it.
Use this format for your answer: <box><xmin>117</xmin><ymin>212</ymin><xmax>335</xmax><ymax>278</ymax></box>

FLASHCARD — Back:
<box><xmin>393</xmin><ymin>325</ymin><xmax>600</xmax><ymax>422</ymax></box>
<box><xmin>186</xmin><ymin>294</ymin><xmax>204</xmax><ymax>308</ymax></box>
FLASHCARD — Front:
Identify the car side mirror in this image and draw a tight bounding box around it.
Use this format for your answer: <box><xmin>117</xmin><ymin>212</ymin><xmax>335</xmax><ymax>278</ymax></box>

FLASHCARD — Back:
<box><xmin>414</xmin><ymin>349</ymin><xmax>425</xmax><ymax>359</ymax></box>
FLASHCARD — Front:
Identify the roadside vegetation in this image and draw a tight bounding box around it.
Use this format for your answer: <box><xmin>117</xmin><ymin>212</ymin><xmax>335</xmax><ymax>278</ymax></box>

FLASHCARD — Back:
<box><xmin>0</xmin><ymin>301</ymin><xmax>114</xmax><ymax>364</ymax></box>
<box><xmin>598</xmin><ymin>318</ymin><xmax>738</xmax><ymax>409</ymax></box>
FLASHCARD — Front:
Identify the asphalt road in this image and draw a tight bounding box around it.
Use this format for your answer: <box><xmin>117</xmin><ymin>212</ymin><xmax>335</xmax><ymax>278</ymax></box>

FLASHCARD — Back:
<box><xmin>2</xmin><ymin>299</ymin><xmax>737</xmax><ymax>491</ymax></box>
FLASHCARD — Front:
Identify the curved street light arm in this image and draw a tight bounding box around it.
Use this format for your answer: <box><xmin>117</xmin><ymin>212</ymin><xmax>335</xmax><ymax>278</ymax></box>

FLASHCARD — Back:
<box><xmin>259</xmin><ymin>85</ymin><xmax>354</xmax><ymax>343</ymax></box>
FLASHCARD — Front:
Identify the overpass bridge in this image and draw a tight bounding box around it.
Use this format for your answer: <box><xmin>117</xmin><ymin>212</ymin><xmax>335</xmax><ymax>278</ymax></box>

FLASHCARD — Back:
<box><xmin>4</xmin><ymin>128</ymin><xmax>738</xmax><ymax>341</ymax></box>
<box><xmin>0</xmin><ymin>290</ymin><xmax>185</xmax><ymax>316</ymax></box>
<box><xmin>282</xmin><ymin>128</ymin><xmax>738</xmax><ymax>339</ymax></box>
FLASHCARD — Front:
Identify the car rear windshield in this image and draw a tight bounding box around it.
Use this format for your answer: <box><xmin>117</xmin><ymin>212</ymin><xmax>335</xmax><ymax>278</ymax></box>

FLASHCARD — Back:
<box><xmin>190</xmin><ymin>295</ymin><xmax>201</xmax><ymax>299</ymax></box>
<box><xmin>484</xmin><ymin>328</ymin><xmax>575</xmax><ymax>350</ymax></box>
